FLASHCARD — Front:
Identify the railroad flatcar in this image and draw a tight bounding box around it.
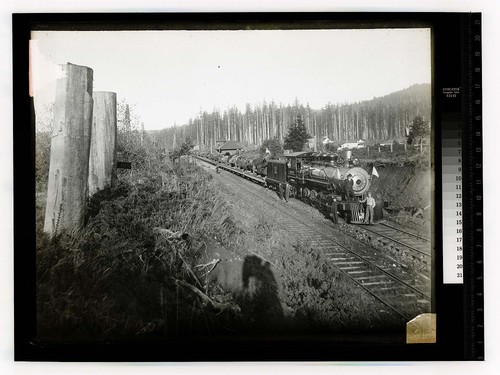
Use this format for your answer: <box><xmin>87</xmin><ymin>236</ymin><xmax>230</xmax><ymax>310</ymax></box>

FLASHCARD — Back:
<box><xmin>265</xmin><ymin>150</ymin><xmax>382</xmax><ymax>224</ymax></box>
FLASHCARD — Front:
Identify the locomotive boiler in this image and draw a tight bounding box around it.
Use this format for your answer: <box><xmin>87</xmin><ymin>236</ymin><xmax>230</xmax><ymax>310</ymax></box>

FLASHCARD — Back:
<box><xmin>265</xmin><ymin>150</ymin><xmax>381</xmax><ymax>224</ymax></box>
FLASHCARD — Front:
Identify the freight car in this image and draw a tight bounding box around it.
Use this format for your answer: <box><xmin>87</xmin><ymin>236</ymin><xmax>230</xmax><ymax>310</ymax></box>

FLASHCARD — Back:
<box><xmin>265</xmin><ymin>150</ymin><xmax>382</xmax><ymax>224</ymax></box>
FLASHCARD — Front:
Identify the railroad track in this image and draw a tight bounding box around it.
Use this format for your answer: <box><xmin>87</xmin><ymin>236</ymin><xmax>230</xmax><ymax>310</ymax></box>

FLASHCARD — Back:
<box><xmin>198</xmin><ymin>155</ymin><xmax>433</xmax><ymax>263</ymax></box>
<box><xmin>194</xmin><ymin>156</ymin><xmax>431</xmax><ymax>322</ymax></box>
<box><xmin>353</xmin><ymin>219</ymin><xmax>432</xmax><ymax>265</ymax></box>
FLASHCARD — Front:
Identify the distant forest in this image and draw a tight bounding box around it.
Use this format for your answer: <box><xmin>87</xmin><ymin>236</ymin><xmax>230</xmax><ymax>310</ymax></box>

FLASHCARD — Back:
<box><xmin>150</xmin><ymin>83</ymin><xmax>431</xmax><ymax>151</ymax></box>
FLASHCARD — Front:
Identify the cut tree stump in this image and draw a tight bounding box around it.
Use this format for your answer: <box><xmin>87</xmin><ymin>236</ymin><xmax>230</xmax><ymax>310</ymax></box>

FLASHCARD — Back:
<box><xmin>44</xmin><ymin>63</ymin><xmax>93</xmax><ymax>235</ymax></box>
<box><xmin>88</xmin><ymin>91</ymin><xmax>117</xmax><ymax>196</ymax></box>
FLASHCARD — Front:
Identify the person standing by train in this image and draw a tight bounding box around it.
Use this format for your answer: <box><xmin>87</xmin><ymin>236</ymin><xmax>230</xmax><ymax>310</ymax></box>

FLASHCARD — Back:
<box><xmin>344</xmin><ymin>174</ymin><xmax>355</xmax><ymax>203</ymax></box>
<box><xmin>330</xmin><ymin>198</ymin><xmax>339</xmax><ymax>224</ymax></box>
<box><xmin>284</xmin><ymin>183</ymin><xmax>290</xmax><ymax>202</ymax></box>
<box><xmin>360</xmin><ymin>192</ymin><xmax>376</xmax><ymax>224</ymax></box>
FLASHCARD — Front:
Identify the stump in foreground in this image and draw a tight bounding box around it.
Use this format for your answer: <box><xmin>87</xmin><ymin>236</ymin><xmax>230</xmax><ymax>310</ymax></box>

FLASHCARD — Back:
<box><xmin>44</xmin><ymin>63</ymin><xmax>94</xmax><ymax>235</ymax></box>
<box><xmin>88</xmin><ymin>91</ymin><xmax>117</xmax><ymax>196</ymax></box>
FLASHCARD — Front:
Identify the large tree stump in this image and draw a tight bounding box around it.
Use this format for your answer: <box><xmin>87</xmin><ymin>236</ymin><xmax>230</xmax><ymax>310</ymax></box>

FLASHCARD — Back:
<box><xmin>88</xmin><ymin>91</ymin><xmax>117</xmax><ymax>196</ymax></box>
<box><xmin>44</xmin><ymin>63</ymin><xmax>93</xmax><ymax>235</ymax></box>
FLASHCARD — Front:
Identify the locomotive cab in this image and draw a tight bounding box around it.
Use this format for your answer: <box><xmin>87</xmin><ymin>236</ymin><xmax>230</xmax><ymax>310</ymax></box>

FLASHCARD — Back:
<box><xmin>265</xmin><ymin>160</ymin><xmax>290</xmax><ymax>200</ymax></box>
<box><xmin>265</xmin><ymin>160</ymin><xmax>288</xmax><ymax>187</ymax></box>
<box><xmin>285</xmin><ymin>151</ymin><xmax>313</xmax><ymax>177</ymax></box>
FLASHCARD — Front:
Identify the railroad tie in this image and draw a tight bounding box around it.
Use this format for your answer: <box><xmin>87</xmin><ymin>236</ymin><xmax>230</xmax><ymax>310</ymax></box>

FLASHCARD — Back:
<box><xmin>338</xmin><ymin>266</ymin><xmax>362</xmax><ymax>271</ymax></box>
<box><xmin>361</xmin><ymin>280</ymin><xmax>395</xmax><ymax>286</ymax></box>
<box><xmin>354</xmin><ymin>275</ymin><xmax>386</xmax><ymax>280</ymax></box>
<box><xmin>347</xmin><ymin>270</ymin><xmax>371</xmax><ymax>275</ymax></box>
<box><xmin>333</xmin><ymin>261</ymin><xmax>364</xmax><ymax>266</ymax></box>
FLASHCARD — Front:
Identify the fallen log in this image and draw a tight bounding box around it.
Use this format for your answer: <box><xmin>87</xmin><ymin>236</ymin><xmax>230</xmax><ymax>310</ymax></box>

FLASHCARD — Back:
<box><xmin>173</xmin><ymin>279</ymin><xmax>241</xmax><ymax>314</ymax></box>
<box><xmin>154</xmin><ymin>228</ymin><xmax>202</xmax><ymax>289</ymax></box>
<box><xmin>412</xmin><ymin>208</ymin><xmax>424</xmax><ymax>218</ymax></box>
<box><xmin>195</xmin><ymin>258</ymin><xmax>221</xmax><ymax>276</ymax></box>
<box><xmin>153</xmin><ymin>227</ymin><xmax>188</xmax><ymax>240</ymax></box>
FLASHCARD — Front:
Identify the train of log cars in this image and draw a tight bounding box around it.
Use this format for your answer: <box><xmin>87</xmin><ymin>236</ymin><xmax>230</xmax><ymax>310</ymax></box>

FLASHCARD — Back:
<box><xmin>203</xmin><ymin>150</ymin><xmax>382</xmax><ymax>224</ymax></box>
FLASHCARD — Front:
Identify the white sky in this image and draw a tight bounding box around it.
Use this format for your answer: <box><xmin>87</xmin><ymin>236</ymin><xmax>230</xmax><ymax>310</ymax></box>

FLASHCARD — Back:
<box><xmin>31</xmin><ymin>28</ymin><xmax>431</xmax><ymax>130</ymax></box>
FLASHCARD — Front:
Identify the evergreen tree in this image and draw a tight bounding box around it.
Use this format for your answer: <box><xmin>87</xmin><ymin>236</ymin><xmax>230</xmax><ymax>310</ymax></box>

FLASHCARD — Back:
<box><xmin>179</xmin><ymin>137</ymin><xmax>195</xmax><ymax>155</ymax></box>
<box><xmin>284</xmin><ymin>113</ymin><xmax>311</xmax><ymax>152</ymax></box>
<box><xmin>123</xmin><ymin>104</ymin><xmax>131</xmax><ymax>132</ymax></box>
<box><xmin>407</xmin><ymin>115</ymin><xmax>429</xmax><ymax>145</ymax></box>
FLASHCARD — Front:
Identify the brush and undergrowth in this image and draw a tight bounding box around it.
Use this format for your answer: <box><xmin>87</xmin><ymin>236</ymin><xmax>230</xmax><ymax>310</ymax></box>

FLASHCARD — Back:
<box><xmin>36</xmin><ymin>159</ymin><xmax>243</xmax><ymax>340</ymax></box>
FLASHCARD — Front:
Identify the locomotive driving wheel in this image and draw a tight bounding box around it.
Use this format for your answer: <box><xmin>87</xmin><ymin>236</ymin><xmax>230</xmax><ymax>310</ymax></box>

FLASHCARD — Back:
<box><xmin>303</xmin><ymin>188</ymin><xmax>311</xmax><ymax>202</ymax></box>
<box><xmin>310</xmin><ymin>189</ymin><xmax>318</xmax><ymax>204</ymax></box>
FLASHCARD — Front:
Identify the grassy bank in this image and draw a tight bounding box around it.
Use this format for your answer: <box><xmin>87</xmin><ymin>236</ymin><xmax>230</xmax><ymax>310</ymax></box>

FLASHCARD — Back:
<box><xmin>36</xmin><ymin>162</ymin><xmax>240</xmax><ymax>340</ymax></box>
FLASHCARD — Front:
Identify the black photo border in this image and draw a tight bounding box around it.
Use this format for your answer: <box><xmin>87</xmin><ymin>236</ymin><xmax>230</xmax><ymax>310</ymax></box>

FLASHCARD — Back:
<box><xmin>13</xmin><ymin>12</ymin><xmax>483</xmax><ymax>361</ymax></box>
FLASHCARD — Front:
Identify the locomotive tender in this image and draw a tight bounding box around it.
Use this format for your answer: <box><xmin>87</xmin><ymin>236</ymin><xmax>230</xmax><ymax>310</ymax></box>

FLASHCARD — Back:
<box><xmin>265</xmin><ymin>150</ymin><xmax>381</xmax><ymax>224</ymax></box>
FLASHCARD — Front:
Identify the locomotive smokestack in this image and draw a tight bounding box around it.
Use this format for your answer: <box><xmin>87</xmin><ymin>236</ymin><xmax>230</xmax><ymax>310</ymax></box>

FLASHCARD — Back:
<box><xmin>342</xmin><ymin>150</ymin><xmax>352</xmax><ymax>167</ymax></box>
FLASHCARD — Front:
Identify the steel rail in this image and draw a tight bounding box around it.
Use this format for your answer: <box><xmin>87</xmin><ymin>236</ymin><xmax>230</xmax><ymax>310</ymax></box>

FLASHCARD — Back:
<box><xmin>358</xmin><ymin>224</ymin><xmax>431</xmax><ymax>259</ymax></box>
<box><xmin>380</xmin><ymin>222</ymin><xmax>431</xmax><ymax>242</ymax></box>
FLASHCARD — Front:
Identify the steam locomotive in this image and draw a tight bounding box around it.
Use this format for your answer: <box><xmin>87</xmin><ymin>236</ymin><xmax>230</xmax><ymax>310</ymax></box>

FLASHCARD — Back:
<box><xmin>264</xmin><ymin>150</ymin><xmax>382</xmax><ymax>224</ymax></box>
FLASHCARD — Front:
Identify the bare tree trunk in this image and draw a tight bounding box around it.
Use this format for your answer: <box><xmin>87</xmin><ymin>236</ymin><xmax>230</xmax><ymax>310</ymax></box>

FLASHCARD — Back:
<box><xmin>356</xmin><ymin>107</ymin><xmax>359</xmax><ymax>140</ymax></box>
<box><xmin>213</xmin><ymin>116</ymin><xmax>216</xmax><ymax>148</ymax></box>
<box><xmin>333</xmin><ymin>109</ymin><xmax>337</xmax><ymax>140</ymax></box>
<box><xmin>257</xmin><ymin>107</ymin><xmax>260</xmax><ymax>145</ymax></box>
<box><xmin>88</xmin><ymin>91</ymin><xmax>117</xmax><ymax>196</ymax></box>
<box><xmin>272</xmin><ymin>105</ymin><xmax>276</xmax><ymax>139</ymax></box>
<box><xmin>314</xmin><ymin>113</ymin><xmax>318</xmax><ymax>150</ymax></box>
<box><xmin>201</xmin><ymin>114</ymin><xmax>205</xmax><ymax>148</ymax></box>
<box><xmin>44</xmin><ymin>63</ymin><xmax>93</xmax><ymax>235</ymax></box>
<box><xmin>196</xmin><ymin>117</ymin><xmax>199</xmax><ymax>148</ymax></box>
